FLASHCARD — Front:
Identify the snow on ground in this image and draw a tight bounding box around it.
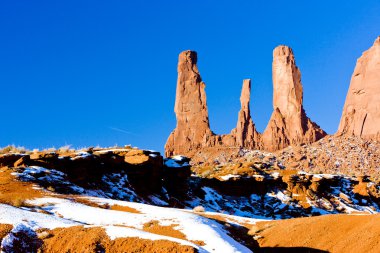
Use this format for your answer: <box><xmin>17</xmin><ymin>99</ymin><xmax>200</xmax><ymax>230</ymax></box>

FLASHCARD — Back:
<box><xmin>25</xmin><ymin>196</ymin><xmax>255</xmax><ymax>252</ymax></box>
<box><xmin>164</xmin><ymin>155</ymin><xmax>190</xmax><ymax>168</ymax></box>
<box><xmin>220</xmin><ymin>174</ymin><xmax>241</xmax><ymax>181</ymax></box>
<box><xmin>0</xmin><ymin>204</ymin><xmax>79</xmax><ymax>229</ymax></box>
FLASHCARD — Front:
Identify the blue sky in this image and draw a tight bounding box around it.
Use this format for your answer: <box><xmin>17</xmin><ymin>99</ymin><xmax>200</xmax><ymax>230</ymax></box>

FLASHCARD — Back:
<box><xmin>1</xmin><ymin>1</ymin><xmax>379</xmax><ymax>153</ymax></box>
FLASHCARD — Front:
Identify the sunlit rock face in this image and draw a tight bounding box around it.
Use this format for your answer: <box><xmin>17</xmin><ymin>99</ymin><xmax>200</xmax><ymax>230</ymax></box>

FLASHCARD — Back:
<box><xmin>166</xmin><ymin>46</ymin><xmax>326</xmax><ymax>157</ymax></box>
<box><xmin>262</xmin><ymin>46</ymin><xmax>326</xmax><ymax>151</ymax></box>
<box><xmin>338</xmin><ymin>36</ymin><xmax>380</xmax><ymax>140</ymax></box>
<box><xmin>165</xmin><ymin>50</ymin><xmax>213</xmax><ymax>157</ymax></box>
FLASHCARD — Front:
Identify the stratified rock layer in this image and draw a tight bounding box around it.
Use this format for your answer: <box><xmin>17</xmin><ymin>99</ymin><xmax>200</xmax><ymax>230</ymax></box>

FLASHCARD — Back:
<box><xmin>338</xmin><ymin>36</ymin><xmax>380</xmax><ymax>140</ymax></box>
<box><xmin>262</xmin><ymin>46</ymin><xmax>326</xmax><ymax>151</ymax></box>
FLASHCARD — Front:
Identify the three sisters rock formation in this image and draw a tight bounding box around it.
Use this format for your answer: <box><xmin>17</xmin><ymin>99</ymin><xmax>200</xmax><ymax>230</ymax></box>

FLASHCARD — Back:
<box><xmin>165</xmin><ymin>36</ymin><xmax>380</xmax><ymax>157</ymax></box>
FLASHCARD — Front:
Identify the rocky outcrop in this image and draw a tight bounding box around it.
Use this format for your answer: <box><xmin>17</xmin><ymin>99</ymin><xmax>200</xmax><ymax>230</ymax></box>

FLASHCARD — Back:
<box><xmin>338</xmin><ymin>36</ymin><xmax>380</xmax><ymax>140</ymax></box>
<box><xmin>165</xmin><ymin>47</ymin><xmax>326</xmax><ymax>157</ymax></box>
<box><xmin>262</xmin><ymin>46</ymin><xmax>326</xmax><ymax>151</ymax></box>
<box><xmin>165</xmin><ymin>51</ymin><xmax>261</xmax><ymax>157</ymax></box>
<box><xmin>165</xmin><ymin>50</ymin><xmax>213</xmax><ymax>157</ymax></box>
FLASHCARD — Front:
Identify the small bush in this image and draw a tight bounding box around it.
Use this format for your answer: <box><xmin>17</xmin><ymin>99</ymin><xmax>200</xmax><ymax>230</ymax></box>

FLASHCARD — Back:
<box><xmin>0</xmin><ymin>145</ymin><xmax>28</xmax><ymax>154</ymax></box>
<box><xmin>11</xmin><ymin>197</ymin><xmax>26</xmax><ymax>207</ymax></box>
<box><xmin>47</xmin><ymin>186</ymin><xmax>55</xmax><ymax>192</ymax></box>
<box><xmin>193</xmin><ymin>205</ymin><xmax>205</xmax><ymax>213</ymax></box>
<box><xmin>58</xmin><ymin>145</ymin><xmax>71</xmax><ymax>153</ymax></box>
<box><xmin>200</xmin><ymin>170</ymin><xmax>211</xmax><ymax>178</ymax></box>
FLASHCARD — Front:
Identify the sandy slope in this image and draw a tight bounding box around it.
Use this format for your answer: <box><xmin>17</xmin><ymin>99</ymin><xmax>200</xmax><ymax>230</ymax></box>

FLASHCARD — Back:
<box><xmin>252</xmin><ymin>214</ymin><xmax>380</xmax><ymax>253</ymax></box>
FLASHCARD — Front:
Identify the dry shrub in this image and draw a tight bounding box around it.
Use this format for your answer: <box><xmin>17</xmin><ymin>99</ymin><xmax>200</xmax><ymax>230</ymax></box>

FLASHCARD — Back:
<box><xmin>193</xmin><ymin>206</ymin><xmax>205</xmax><ymax>213</ymax></box>
<box><xmin>0</xmin><ymin>145</ymin><xmax>28</xmax><ymax>154</ymax></box>
<box><xmin>10</xmin><ymin>196</ymin><xmax>26</xmax><ymax>207</ymax></box>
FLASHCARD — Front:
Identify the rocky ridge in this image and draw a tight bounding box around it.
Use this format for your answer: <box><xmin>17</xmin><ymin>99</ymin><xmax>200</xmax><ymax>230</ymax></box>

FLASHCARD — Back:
<box><xmin>1</xmin><ymin>146</ymin><xmax>378</xmax><ymax>219</ymax></box>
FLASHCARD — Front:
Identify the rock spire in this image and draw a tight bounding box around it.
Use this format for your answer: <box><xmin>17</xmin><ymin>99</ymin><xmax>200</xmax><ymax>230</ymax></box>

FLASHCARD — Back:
<box><xmin>337</xmin><ymin>36</ymin><xmax>380</xmax><ymax>140</ymax></box>
<box><xmin>165</xmin><ymin>50</ymin><xmax>213</xmax><ymax>157</ymax></box>
<box><xmin>165</xmin><ymin>47</ymin><xmax>326</xmax><ymax>157</ymax></box>
<box><xmin>231</xmin><ymin>79</ymin><xmax>261</xmax><ymax>148</ymax></box>
<box><xmin>262</xmin><ymin>46</ymin><xmax>326</xmax><ymax>151</ymax></box>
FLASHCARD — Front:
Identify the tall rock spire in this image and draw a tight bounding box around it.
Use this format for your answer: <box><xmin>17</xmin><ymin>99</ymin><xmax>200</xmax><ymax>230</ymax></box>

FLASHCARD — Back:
<box><xmin>231</xmin><ymin>79</ymin><xmax>260</xmax><ymax>148</ymax></box>
<box><xmin>165</xmin><ymin>47</ymin><xmax>326</xmax><ymax>157</ymax></box>
<box><xmin>262</xmin><ymin>45</ymin><xmax>326</xmax><ymax>151</ymax></box>
<box><xmin>337</xmin><ymin>36</ymin><xmax>380</xmax><ymax>140</ymax></box>
<box><xmin>165</xmin><ymin>50</ymin><xmax>213</xmax><ymax>157</ymax></box>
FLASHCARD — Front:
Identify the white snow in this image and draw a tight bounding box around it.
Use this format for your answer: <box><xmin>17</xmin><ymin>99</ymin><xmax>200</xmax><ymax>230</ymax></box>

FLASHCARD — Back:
<box><xmin>103</xmin><ymin>226</ymin><xmax>204</xmax><ymax>251</ymax></box>
<box><xmin>219</xmin><ymin>174</ymin><xmax>241</xmax><ymax>181</ymax></box>
<box><xmin>164</xmin><ymin>156</ymin><xmax>190</xmax><ymax>168</ymax></box>
<box><xmin>1</xmin><ymin>223</ymin><xmax>37</xmax><ymax>251</ymax></box>
<box><xmin>271</xmin><ymin>172</ymin><xmax>280</xmax><ymax>179</ymax></box>
<box><xmin>0</xmin><ymin>204</ymin><xmax>78</xmax><ymax>230</ymax></box>
<box><xmin>27</xmin><ymin>197</ymin><xmax>252</xmax><ymax>252</ymax></box>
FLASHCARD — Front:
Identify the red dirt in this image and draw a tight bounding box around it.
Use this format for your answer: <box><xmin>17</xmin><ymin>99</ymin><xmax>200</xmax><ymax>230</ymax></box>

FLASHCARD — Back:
<box><xmin>41</xmin><ymin>226</ymin><xmax>197</xmax><ymax>253</ymax></box>
<box><xmin>251</xmin><ymin>214</ymin><xmax>380</xmax><ymax>253</ymax></box>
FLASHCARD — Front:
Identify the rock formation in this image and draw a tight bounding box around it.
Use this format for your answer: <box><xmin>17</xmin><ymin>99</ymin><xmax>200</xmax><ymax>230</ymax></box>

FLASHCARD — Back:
<box><xmin>338</xmin><ymin>36</ymin><xmax>380</xmax><ymax>140</ymax></box>
<box><xmin>165</xmin><ymin>47</ymin><xmax>326</xmax><ymax>157</ymax></box>
<box><xmin>230</xmin><ymin>79</ymin><xmax>261</xmax><ymax>148</ymax></box>
<box><xmin>262</xmin><ymin>46</ymin><xmax>326</xmax><ymax>151</ymax></box>
<box><xmin>165</xmin><ymin>51</ymin><xmax>261</xmax><ymax>157</ymax></box>
<box><xmin>165</xmin><ymin>50</ymin><xmax>214</xmax><ymax>157</ymax></box>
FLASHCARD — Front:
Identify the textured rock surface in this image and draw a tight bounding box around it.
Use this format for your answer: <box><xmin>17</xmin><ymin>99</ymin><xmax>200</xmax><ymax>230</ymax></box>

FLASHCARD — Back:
<box><xmin>338</xmin><ymin>36</ymin><xmax>380</xmax><ymax>140</ymax></box>
<box><xmin>262</xmin><ymin>46</ymin><xmax>326</xmax><ymax>151</ymax></box>
<box><xmin>165</xmin><ymin>51</ymin><xmax>261</xmax><ymax>157</ymax></box>
<box><xmin>230</xmin><ymin>79</ymin><xmax>261</xmax><ymax>149</ymax></box>
<box><xmin>166</xmin><ymin>47</ymin><xmax>326</xmax><ymax>157</ymax></box>
<box><xmin>165</xmin><ymin>51</ymin><xmax>213</xmax><ymax>157</ymax></box>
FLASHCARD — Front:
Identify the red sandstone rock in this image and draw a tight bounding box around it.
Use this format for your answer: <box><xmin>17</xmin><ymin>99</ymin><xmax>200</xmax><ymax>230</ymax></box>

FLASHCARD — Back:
<box><xmin>338</xmin><ymin>36</ymin><xmax>380</xmax><ymax>140</ymax></box>
<box><xmin>229</xmin><ymin>79</ymin><xmax>261</xmax><ymax>149</ymax></box>
<box><xmin>165</xmin><ymin>50</ymin><xmax>213</xmax><ymax>157</ymax></box>
<box><xmin>262</xmin><ymin>46</ymin><xmax>326</xmax><ymax>151</ymax></box>
<box><xmin>165</xmin><ymin>47</ymin><xmax>326</xmax><ymax>157</ymax></box>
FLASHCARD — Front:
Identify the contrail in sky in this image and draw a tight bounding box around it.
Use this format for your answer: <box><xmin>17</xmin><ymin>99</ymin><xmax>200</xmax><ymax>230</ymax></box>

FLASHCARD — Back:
<box><xmin>108</xmin><ymin>127</ymin><xmax>136</xmax><ymax>135</ymax></box>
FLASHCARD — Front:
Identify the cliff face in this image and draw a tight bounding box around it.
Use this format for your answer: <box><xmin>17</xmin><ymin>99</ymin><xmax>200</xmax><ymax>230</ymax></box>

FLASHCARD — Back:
<box><xmin>262</xmin><ymin>46</ymin><xmax>326</xmax><ymax>151</ymax></box>
<box><xmin>338</xmin><ymin>37</ymin><xmax>380</xmax><ymax>140</ymax></box>
<box><xmin>165</xmin><ymin>46</ymin><xmax>326</xmax><ymax>157</ymax></box>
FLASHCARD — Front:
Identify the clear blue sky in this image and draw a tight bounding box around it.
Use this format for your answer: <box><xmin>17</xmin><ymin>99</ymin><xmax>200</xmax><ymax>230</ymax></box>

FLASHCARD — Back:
<box><xmin>1</xmin><ymin>1</ymin><xmax>379</xmax><ymax>153</ymax></box>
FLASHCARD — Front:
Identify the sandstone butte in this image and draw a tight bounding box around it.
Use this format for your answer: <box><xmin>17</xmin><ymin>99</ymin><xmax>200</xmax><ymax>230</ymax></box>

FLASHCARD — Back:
<box><xmin>338</xmin><ymin>36</ymin><xmax>380</xmax><ymax>140</ymax></box>
<box><xmin>165</xmin><ymin>45</ymin><xmax>326</xmax><ymax>157</ymax></box>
